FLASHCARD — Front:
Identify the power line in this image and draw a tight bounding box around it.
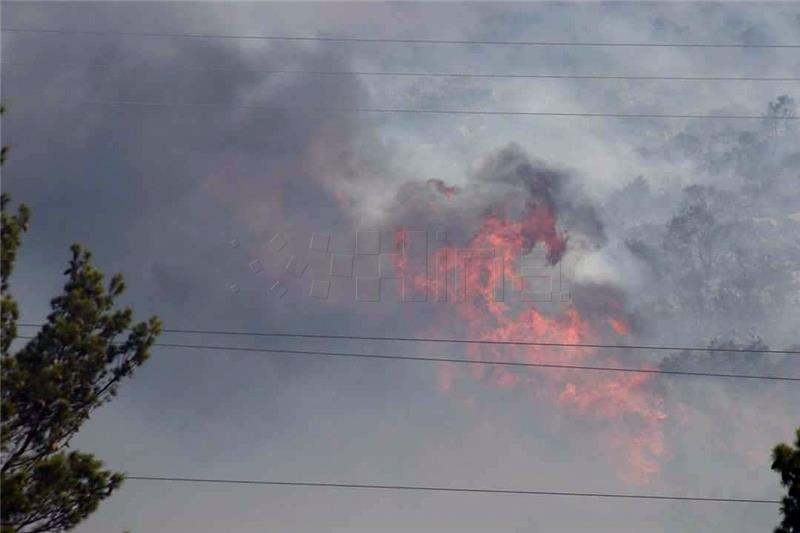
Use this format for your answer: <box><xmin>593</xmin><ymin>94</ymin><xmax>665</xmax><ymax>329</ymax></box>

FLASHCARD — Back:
<box><xmin>4</xmin><ymin>60</ymin><xmax>799</xmax><ymax>82</ymax></box>
<box><xmin>3</xmin><ymin>27</ymin><xmax>800</xmax><ymax>49</ymax></box>
<box><xmin>124</xmin><ymin>476</ymin><xmax>781</xmax><ymax>504</ymax></box>
<box><xmin>13</xmin><ymin>98</ymin><xmax>797</xmax><ymax>120</ymax></box>
<box><xmin>12</xmin><ymin>334</ymin><xmax>799</xmax><ymax>382</ymax></box>
<box><xmin>16</xmin><ymin>324</ymin><xmax>800</xmax><ymax>355</ymax></box>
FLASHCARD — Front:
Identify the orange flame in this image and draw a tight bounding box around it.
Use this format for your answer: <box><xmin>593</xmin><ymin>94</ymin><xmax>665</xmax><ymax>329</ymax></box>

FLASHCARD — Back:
<box><xmin>608</xmin><ymin>318</ymin><xmax>630</xmax><ymax>336</ymax></box>
<box><xmin>393</xmin><ymin>207</ymin><xmax>666</xmax><ymax>484</ymax></box>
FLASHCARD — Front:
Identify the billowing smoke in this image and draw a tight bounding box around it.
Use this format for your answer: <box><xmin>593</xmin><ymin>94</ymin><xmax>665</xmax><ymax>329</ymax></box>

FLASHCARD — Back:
<box><xmin>370</xmin><ymin>97</ymin><xmax>799</xmax><ymax>483</ymax></box>
<box><xmin>599</xmin><ymin>95</ymin><xmax>800</xmax><ymax>487</ymax></box>
<box><xmin>380</xmin><ymin>143</ymin><xmax>668</xmax><ymax>483</ymax></box>
<box><xmin>6</xmin><ymin>0</ymin><xmax>797</xmax><ymax>493</ymax></box>
<box><xmin>6</xmin><ymin>3</ymin><xmax>799</xmax><ymax>530</ymax></box>
<box><xmin>387</xmin><ymin>143</ymin><xmax>605</xmax><ymax>261</ymax></box>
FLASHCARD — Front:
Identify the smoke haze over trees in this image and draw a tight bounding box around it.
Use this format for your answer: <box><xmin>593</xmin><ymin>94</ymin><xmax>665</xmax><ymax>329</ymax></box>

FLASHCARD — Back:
<box><xmin>2</xmin><ymin>2</ymin><xmax>799</xmax><ymax>532</ymax></box>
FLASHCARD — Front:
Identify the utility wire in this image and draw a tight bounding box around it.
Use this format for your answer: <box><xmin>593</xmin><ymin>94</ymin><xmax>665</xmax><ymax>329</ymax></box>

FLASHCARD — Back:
<box><xmin>124</xmin><ymin>476</ymin><xmax>782</xmax><ymax>504</ymax></box>
<box><xmin>4</xmin><ymin>60</ymin><xmax>799</xmax><ymax>82</ymax></box>
<box><xmin>3</xmin><ymin>27</ymin><xmax>800</xmax><ymax>49</ymax></box>
<box><xmin>16</xmin><ymin>325</ymin><xmax>800</xmax><ymax>355</ymax></box>
<box><xmin>12</xmin><ymin>334</ymin><xmax>800</xmax><ymax>382</ymax></box>
<box><xmin>11</xmin><ymin>98</ymin><xmax>797</xmax><ymax>120</ymax></box>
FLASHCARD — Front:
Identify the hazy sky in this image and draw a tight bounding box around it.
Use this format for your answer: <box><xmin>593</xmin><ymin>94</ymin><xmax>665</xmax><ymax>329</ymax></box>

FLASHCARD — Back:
<box><xmin>2</xmin><ymin>2</ymin><xmax>800</xmax><ymax>532</ymax></box>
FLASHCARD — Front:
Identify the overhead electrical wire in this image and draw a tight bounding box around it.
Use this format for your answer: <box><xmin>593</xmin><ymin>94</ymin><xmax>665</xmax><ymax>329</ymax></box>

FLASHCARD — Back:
<box><xmin>4</xmin><ymin>60</ymin><xmax>799</xmax><ymax>82</ymax></box>
<box><xmin>3</xmin><ymin>26</ymin><xmax>800</xmax><ymax>49</ymax></box>
<box><xmin>8</xmin><ymin>98</ymin><xmax>798</xmax><ymax>120</ymax></box>
<box><xmin>123</xmin><ymin>476</ymin><xmax>782</xmax><ymax>504</ymax></box>
<box><xmin>12</xmin><ymin>334</ymin><xmax>800</xmax><ymax>382</ymax></box>
<box><xmin>16</xmin><ymin>325</ymin><xmax>800</xmax><ymax>355</ymax></box>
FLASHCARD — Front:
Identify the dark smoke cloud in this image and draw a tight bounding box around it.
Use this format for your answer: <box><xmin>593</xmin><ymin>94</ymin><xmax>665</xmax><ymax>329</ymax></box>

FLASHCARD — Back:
<box><xmin>472</xmin><ymin>143</ymin><xmax>606</xmax><ymax>247</ymax></box>
<box><xmin>386</xmin><ymin>143</ymin><xmax>606</xmax><ymax>256</ymax></box>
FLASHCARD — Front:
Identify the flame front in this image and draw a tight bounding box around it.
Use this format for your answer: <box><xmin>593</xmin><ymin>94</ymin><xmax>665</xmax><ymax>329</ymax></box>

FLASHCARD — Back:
<box><xmin>393</xmin><ymin>202</ymin><xmax>667</xmax><ymax>484</ymax></box>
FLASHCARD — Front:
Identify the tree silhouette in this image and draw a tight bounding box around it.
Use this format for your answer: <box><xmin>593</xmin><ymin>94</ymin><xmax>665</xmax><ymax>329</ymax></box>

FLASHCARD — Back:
<box><xmin>772</xmin><ymin>428</ymin><xmax>800</xmax><ymax>533</ymax></box>
<box><xmin>0</xmin><ymin>104</ymin><xmax>161</xmax><ymax>532</ymax></box>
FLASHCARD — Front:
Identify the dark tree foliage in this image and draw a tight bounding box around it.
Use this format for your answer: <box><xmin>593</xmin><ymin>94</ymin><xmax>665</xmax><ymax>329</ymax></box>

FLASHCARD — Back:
<box><xmin>1</xmin><ymin>104</ymin><xmax>161</xmax><ymax>532</ymax></box>
<box><xmin>661</xmin><ymin>185</ymin><xmax>740</xmax><ymax>311</ymax></box>
<box><xmin>772</xmin><ymin>428</ymin><xmax>800</xmax><ymax>533</ymax></box>
<box><xmin>659</xmin><ymin>334</ymin><xmax>773</xmax><ymax>377</ymax></box>
<box><xmin>768</xmin><ymin>95</ymin><xmax>797</xmax><ymax>121</ymax></box>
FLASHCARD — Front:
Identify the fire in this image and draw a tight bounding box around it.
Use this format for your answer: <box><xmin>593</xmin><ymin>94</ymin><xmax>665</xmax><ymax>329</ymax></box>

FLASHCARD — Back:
<box><xmin>392</xmin><ymin>201</ymin><xmax>667</xmax><ymax>484</ymax></box>
<box><xmin>608</xmin><ymin>318</ymin><xmax>630</xmax><ymax>336</ymax></box>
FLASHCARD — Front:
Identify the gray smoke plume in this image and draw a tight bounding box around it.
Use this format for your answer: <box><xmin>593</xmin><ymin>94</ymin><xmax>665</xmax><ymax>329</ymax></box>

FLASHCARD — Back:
<box><xmin>386</xmin><ymin>143</ymin><xmax>607</xmax><ymax>258</ymax></box>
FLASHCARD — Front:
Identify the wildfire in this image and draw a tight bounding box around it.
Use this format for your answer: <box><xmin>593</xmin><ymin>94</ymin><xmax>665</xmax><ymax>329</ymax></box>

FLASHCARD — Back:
<box><xmin>608</xmin><ymin>318</ymin><xmax>631</xmax><ymax>336</ymax></box>
<box><xmin>392</xmin><ymin>198</ymin><xmax>667</xmax><ymax>484</ymax></box>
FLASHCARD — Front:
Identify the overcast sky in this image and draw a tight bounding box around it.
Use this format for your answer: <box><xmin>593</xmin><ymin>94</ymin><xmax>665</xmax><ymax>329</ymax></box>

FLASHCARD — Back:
<box><xmin>2</xmin><ymin>2</ymin><xmax>800</xmax><ymax>532</ymax></box>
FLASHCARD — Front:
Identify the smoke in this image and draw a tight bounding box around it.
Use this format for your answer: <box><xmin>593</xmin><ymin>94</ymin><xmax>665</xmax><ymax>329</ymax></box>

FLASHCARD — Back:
<box><xmin>472</xmin><ymin>143</ymin><xmax>607</xmax><ymax>254</ymax></box>
<box><xmin>386</xmin><ymin>143</ymin><xmax>606</xmax><ymax>261</ymax></box>
<box><xmin>426</xmin><ymin>178</ymin><xmax>460</xmax><ymax>198</ymax></box>
<box><xmin>378</xmin><ymin>143</ymin><xmax>672</xmax><ymax>483</ymax></box>
<box><xmin>598</xmin><ymin>94</ymin><xmax>800</xmax><ymax>490</ymax></box>
<box><xmin>5</xmin><ymin>7</ymin><xmax>799</xmax><ymax>528</ymax></box>
<box><xmin>372</xmin><ymin>95</ymin><xmax>799</xmax><ymax>484</ymax></box>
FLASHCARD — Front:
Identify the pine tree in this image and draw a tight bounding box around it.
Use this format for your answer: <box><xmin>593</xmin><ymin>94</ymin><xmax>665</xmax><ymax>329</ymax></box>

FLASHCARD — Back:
<box><xmin>772</xmin><ymin>428</ymin><xmax>800</xmax><ymax>533</ymax></box>
<box><xmin>1</xmin><ymin>104</ymin><xmax>161</xmax><ymax>532</ymax></box>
